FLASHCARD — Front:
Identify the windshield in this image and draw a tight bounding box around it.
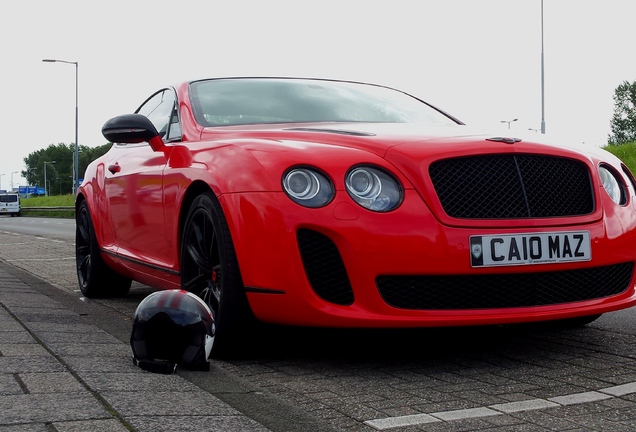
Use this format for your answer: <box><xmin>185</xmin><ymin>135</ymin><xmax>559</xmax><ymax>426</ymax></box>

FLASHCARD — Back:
<box><xmin>189</xmin><ymin>78</ymin><xmax>459</xmax><ymax>127</ymax></box>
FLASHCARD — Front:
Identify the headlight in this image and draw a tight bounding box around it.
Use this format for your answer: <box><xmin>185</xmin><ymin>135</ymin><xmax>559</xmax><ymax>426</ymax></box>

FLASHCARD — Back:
<box><xmin>345</xmin><ymin>166</ymin><xmax>403</xmax><ymax>212</ymax></box>
<box><xmin>282</xmin><ymin>167</ymin><xmax>334</xmax><ymax>208</ymax></box>
<box><xmin>622</xmin><ymin>164</ymin><xmax>636</xmax><ymax>198</ymax></box>
<box><xmin>599</xmin><ymin>165</ymin><xmax>626</xmax><ymax>205</ymax></box>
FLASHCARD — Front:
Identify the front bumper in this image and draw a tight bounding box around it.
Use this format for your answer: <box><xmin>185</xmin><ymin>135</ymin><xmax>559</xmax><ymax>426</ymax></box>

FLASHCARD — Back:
<box><xmin>222</xmin><ymin>191</ymin><xmax>636</xmax><ymax>327</ymax></box>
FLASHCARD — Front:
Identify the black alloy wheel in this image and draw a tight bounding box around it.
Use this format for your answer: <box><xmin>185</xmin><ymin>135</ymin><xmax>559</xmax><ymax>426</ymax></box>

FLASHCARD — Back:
<box><xmin>76</xmin><ymin>201</ymin><xmax>132</xmax><ymax>298</ymax></box>
<box><xmin>180</xmin><ymin>191</ymin><xmax>253</xmax><ymax>358</ymax></box>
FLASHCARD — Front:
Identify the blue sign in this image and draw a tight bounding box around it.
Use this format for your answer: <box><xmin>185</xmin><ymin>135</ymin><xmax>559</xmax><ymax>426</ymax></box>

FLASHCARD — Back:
<box><xmin>19</xmin><ymin>186</ymin><xmax>41</xmax><ymax>197</ymax></box>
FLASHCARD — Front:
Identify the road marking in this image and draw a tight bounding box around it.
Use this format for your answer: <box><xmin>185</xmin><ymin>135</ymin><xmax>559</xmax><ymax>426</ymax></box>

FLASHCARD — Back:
<box><xmin>0</xmin><ymin>231</ymin><xmax>21</xmax><ymax>236</ymax></box>
<box><xmin>365</xmin><ymin>413</ymin><xmax>440</xmax><ymax>429</ymax></box>
<box><xmin>489</xmin><ymin>398</ymin><xmax>559</xmax><ymax>413</ymax></box>
<box><xmin>364</xmin><ymin>381</ymin><xmax>636</xmax><ymax>430</ymax></box>
<box><xmin>431</xmin><ymin>407</ymin><xmax>501</xmax><ymax>422</ymax></box>
<box><xmin>600</xmin><ymin>382</ymin><xmax>636</xmax><ymax>396</ymax></box>
<box><xmin>548</xmin><ymin>391</ymin><xmax>611</xmax><ymax>405</ymax></box>
<box><xmin>6</xmin><ymin>257</ymin><xmax>75</xmax><ymax>262</ymax></box>
<box><xmin>0</xmin><ymin>238</ymin><xmax>70</xmax><ymax>246</ymax></box>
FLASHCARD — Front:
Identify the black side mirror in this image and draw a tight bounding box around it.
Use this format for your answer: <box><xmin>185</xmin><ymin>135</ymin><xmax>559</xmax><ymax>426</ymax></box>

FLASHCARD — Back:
<box><xmin>102</xmin><ymin>113</ymin><xmax>161</xmax><ymax>144</ymax></box>
<box><xmin>102</xmin><ymin>114</ymin><xmax>165</xmax><ymax>152</ymax></box>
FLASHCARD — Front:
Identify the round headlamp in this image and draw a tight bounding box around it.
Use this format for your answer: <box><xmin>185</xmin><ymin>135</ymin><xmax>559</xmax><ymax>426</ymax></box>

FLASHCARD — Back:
<box><xmin>345</xmin><ymin>166</ymin><xmax>403</xmax><ymax>212</ymax></box>
<box><xmin>599</xmin><ymin>165</ymin><xmax>626</xmax><ymax>205</ymax></box>
<box><xmin>282</xmin><ymin>167</ymin><xmax>334</xmax><ymax>208</ymax></box>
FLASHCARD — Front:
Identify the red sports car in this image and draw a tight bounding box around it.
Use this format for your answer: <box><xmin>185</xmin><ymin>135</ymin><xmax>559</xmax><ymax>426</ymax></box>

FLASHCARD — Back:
<box><xmin>76</xmin><ymin>77</ymin><xmax>636</xmax><ymax>356</ymax></box>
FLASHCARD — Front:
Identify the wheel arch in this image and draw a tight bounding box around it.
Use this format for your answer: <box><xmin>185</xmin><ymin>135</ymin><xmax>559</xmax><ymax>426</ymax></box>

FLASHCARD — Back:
<box><xmin>75</xmin><ymin>192</ymin><xmax>86</xmax><ymax>212</ymax></box>
<box><xmin>75</xmin><ymin>183</ymin><xmax>104</xmax><ymax>246</ymax></box>
<box><xmin>177</xmin><ymin>180</ymin><xmax>216</xmax><ymax>269</ymax></box>
<box><xmin>75</xmin><ymin>191</ymin><xmax>104</xmax><ymax>245</ymax></box>
<box><xmin>75</xmin><ymin>193</ymin><xmax>92</xmax><ymax>234</ymax></box>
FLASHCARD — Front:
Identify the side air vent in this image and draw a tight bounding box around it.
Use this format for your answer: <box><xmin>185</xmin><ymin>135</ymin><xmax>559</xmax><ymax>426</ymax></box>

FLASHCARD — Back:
<box><xmin>297</xmin><ymin>229</ymin><xmax>354</xmax><ymax>305</ymax></box>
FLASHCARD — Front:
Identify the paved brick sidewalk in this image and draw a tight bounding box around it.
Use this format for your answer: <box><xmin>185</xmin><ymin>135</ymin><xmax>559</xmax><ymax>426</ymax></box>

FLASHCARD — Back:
<box><xmin>0</xmin><ymin>261</ymin><xmax>271</xmax><ymax>432</ymax></box>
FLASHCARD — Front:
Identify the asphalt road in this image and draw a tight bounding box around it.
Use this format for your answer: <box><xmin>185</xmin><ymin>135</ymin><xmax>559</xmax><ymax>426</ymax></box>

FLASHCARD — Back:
<box><xmin>0</xmin><ymin>215</ymin><xmax>75</xmax><ymax>239</ymax></box>
<box><xmin>3</xmin><ymin>217</ymin><xmax>636</xmax><ymax>431</ymax></box>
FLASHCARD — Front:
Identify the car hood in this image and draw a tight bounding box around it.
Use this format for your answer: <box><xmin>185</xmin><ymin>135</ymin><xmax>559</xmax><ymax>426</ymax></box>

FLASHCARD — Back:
<box><xmin>198</xmin><ymin>121</ymin><xmax>620</xmax><ymax>228</ymax></box>
<box><xmin>204</xmin><ymin>122</ymin><xmax>490</xmax><ymax>156</ymax></box>
<box><xmin>263</xmin><ymin>121</ymin><xmax>608</xmax><ymax>164</ymax></box>
<box><xmin>204</xmin><ymin>122</ymin><xmax>613</xmax><ymax>229</ymax></box>
<box><xmin>204</xmin><ymin>121</ymin><xmax>604</xmax><ymax>159</ymax></box>
<box><xmin>202</xmin><ymin>122</ymin><xmax>612</xmax><ymax>191</ymax></box>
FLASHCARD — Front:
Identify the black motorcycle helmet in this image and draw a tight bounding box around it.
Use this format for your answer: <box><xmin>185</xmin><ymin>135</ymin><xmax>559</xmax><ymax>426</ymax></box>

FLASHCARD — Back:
<box><xmin>131</xmin><ymin>289</ymin><xmax>215</xmax><ymax>374</ymax></box>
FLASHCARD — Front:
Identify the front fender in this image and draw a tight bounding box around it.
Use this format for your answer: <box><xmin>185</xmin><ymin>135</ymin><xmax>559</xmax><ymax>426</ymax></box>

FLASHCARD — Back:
<box><xmin>77</xmin><ymin>160</ymin><xmax>117</xmax><ymax>249</ymax></box>
<box><xmin>188</xmin><ymin>140</ymin><xmax>280</xmax><ymax>194</ymax></box>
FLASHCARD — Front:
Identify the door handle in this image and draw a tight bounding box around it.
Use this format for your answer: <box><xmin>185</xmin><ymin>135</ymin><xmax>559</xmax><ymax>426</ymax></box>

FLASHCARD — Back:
<box><xmin>108</xmin><ymin>163</ymin><xmax>121</xmax><ymax>174</ymax></box>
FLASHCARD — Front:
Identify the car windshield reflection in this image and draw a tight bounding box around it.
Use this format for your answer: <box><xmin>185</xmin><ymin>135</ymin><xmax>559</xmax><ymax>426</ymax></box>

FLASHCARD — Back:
<box><xmin>189</xmin><ymin>78</ymin><xmax>458</xmax><ymax>127</ymax></box>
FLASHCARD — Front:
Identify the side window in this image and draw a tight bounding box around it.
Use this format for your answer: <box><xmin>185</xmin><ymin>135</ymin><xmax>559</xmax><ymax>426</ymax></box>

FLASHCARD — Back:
<box><xmin>136</xmin><ymin>89</ymin><xmax>182</xmax><ymax>142</ymax></box>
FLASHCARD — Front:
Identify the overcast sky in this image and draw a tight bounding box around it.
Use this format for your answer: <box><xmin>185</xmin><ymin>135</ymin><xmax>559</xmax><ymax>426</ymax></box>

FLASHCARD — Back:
<box><xmin>1</xmin><ymin>0</ymin><xmax>635</xmax><ymax>190</ymax></box>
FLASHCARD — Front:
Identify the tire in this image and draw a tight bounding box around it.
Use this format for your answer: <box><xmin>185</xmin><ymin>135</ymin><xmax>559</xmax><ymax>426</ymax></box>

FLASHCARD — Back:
<box><xmin>180</xmin><ymin>191</ymin><xmax>253</xmax><ymax>358</ymax></box>
<box><xmin>76</xmin><ymin>201</ymin><xmax>132</xmax><ymax>298</ymax></box>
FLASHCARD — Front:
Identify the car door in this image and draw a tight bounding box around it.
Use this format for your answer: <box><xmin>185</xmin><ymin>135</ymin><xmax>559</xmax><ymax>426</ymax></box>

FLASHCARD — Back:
<box><xmin>104</xmin><ymin>88</ymin><xmax>181</xmax><ymax>269</ymax></box>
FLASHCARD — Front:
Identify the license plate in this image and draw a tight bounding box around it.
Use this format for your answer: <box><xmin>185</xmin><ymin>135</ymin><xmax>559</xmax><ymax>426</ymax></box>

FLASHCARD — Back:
<box><xmin>470</xmin><ymin>231</ymin><xmax>591</xmax><ymax>267</ymax></box>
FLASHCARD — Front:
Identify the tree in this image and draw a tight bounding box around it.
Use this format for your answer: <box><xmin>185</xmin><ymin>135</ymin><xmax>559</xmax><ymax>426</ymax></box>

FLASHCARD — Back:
<box><xmin>609</xmin><ymin>80</ymin><xmax>636</xmax><ymax>145</ymax></box>
<box><xmin>22</xmin><ymin>143</ymin><xmax>112</xmax><ymax>195</ymax></box>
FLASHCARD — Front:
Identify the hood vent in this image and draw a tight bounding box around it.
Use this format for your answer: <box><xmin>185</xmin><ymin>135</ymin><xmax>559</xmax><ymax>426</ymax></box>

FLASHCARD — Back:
<box><xmin>285</xmin><ymin>127</ymin><xmax>375</xmax><ymax>137</ymax></box>
<box><xmin>486</xmin><ymin>136</ymin><xmax>522</xmax><ymax>144</ymax></box>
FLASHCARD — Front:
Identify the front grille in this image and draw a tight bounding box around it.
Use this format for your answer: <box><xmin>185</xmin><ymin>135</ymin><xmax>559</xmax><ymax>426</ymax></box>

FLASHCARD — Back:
<box><xmin>297</xmin><ymin>229</ymin><xmax>354</xmax><ymax>305</ymax></box>
<box><xmin>429</xmin><ymin>154</ymin><xmax>594</xmax><ymax>219</ymax></box>
<box><xmin>377</xmin><ymin>263</ymin><xmax>633</xmax><ymax>310</ymax></box>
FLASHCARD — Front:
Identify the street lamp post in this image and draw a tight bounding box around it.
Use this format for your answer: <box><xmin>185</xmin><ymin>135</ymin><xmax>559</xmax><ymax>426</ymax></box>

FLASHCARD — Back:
<box><xmin>540</xmin><ymin>0</ymin><xmax>546</xmax><ymax>134</ymax></box>
<box><xmin>501</xmin><ymin>118</ymin><xmax>518</xmax><ymax>130</ymax></box>
<box><xmin>10</xmin><ymin>171</ymin><xmax>18</xmax><ymax>192</ymax></box>
<box><xmin>44</xmin><ymin>161</ymin><xmax>56</xmax><ymax>197</ymax></box>
<box><xmin>42</xmin><ymin>58</ymin><xmax>79</xmax><ymax>196</ymax></box>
